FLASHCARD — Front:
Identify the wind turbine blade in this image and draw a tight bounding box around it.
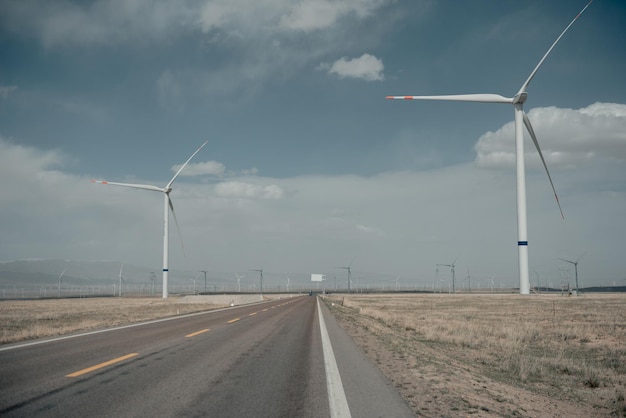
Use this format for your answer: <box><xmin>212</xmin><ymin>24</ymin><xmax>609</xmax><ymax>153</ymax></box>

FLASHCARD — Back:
<box><xmin>558</xmin><ymin>257</ymin><xmax>574</xmax><ymax>264</ymax></box>
<box><xmin>168</xmin><ymin>196</ymin><xmax>186</xmax><ymax>257</ymax></box>
<box><xmin>166</xmin><ymin>140</ymin><xmax>208</xmax><ymax>189</ymax></box>
<box><xmin>386</xmin><ymin>94</ymin><xmax>512</xmax><ymax>103</ymax></box>
<box><xmin>91</xmin><ymin>180</ymin><xmax>163</xmax><ymax>193</ymax></box>
<box><xmin>576</xmin><ymin>251</ymin><xmax>587</xmax><ymax>262</ymax></box>
<box><xmin>58</xmin><ymin>268</ymin><xmax>67</xmax><ymax>280</ymax></box>
<box><xmin>523</xmin><ymin>112</ymin><xmax>564</xmax><ymax>219</ymax></box>
<box><xmin>518</xmin><ymin>0</ymin><xmax>594</xmax><ymax>94</ymax></box>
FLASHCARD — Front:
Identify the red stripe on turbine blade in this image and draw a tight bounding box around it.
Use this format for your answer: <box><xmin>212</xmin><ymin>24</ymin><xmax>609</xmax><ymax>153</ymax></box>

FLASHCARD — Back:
<box><xmin>404</xmin><ymin>96</ymin><xmax>414</xmax><ymax>100</ymax></box>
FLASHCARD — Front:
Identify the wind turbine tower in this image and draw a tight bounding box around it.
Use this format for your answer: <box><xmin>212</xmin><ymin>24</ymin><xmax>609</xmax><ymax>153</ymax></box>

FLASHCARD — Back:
<box><xmin>92</xmin><ymin>141</ymin><xmax>208</xmax><ymax>299</ymax></box>
<box><xmin>387</xmin><ymin>2</ymin><xmax>594</xmax><ymax>294</ymax></box>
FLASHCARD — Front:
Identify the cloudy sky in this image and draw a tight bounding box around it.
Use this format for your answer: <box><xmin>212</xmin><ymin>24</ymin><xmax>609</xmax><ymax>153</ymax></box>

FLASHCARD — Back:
<box><xmin>1</xmin><ymin>0</ymin><xmax>625</xmax><ymax>290</ymax></box>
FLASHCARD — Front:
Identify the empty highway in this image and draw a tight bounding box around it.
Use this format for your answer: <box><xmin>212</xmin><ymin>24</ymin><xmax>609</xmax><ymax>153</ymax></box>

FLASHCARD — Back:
<box><xmin>0</xmin><ymin>296</ymin><xmax>412</xmax><ymax>417</ymax></box>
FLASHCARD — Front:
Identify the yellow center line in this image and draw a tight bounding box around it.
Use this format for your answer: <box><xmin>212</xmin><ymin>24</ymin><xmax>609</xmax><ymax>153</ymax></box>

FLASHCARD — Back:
<box><xmin>185</xmin><ymin>328</ymin><xmax>210</xmax><ymax>338</ymax></box>
<box><xmin>249</xmin><ymin>312</ymin><xmax>257</xmax><ymax>316</ymax></box>
<box><xmin>262</xmin><ymin>309</ymin><xmax>268</xmax><ymax>312</ymax></box>
<box><xmin>227</xmin><ymin>318</ymin><xmax>240</xmax><ymax>324</ymax></box>
<box><xmin>66</xmin><ymin>353</ymin><xmax>139</xmax><ymax>378</ymax></box>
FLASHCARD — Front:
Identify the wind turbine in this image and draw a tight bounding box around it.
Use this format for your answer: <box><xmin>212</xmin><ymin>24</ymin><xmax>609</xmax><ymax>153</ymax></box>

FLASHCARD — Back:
<box><xmin>234</xmin><ymin>273</ymin><xmax>245</xmax><ymax>292</ymax></box>
<box><xmin>92</xmin><ymin>140</ymin><xmax>208</xmax><ymax>299</ymax></box>
<box><xmin>387</xmin><ymin>2</ymin><xmax>594</xmax><ymax>295</ymax></box>
<box><xmin>57</xmin><ymin>268</ymin><xmax>67</xmax><ymax>298</ymax></box>
<box><xmin>251</xmin><ymin>268</ymin><xmax>264</xmax><ymax>295</ymax></box>
<box><xmin>438</xmin><ymin>258</ymin><xmax>458</xmax><ymax>293</ymax></box>
<box><xmin>200</xmin><ymin>269</ymin><xmax>208</xmax><ymax>293</ymax></box>
<box><xmin>558</xmin><ymin>252</ymin><xmax>585</xmax><ymax>294</ymax></box>
<box><xmin>118</xmin><ymin>264</ymin><xmax>124</xmax><ymax>297</ymax></box>
<box><xmin>337</xmin><ymin>260</ymin><xmax>353</xmax><ymax>293</ymax></box>
<box><xmin>286</xmin><ymin>276</ymin><xmax>291</xmax><ymax>292</ymax></box>
<box><xmin>435</xmin><ymin>264</ymin><xmax>447</xmax><ymax>293</ymax></box>
<box><xmin>533</xmin><ymin>269</ymin><xmax>541</xmax><ymax>293</ymax></box>
<box><xmin>464</xmin><ymin>267</ymin><xmax>471</xmax><ymax>293</ymax></box>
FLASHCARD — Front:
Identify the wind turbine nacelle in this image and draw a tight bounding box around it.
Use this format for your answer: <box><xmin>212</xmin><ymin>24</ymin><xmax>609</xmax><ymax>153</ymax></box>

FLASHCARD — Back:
<box><xmin>513</xmin><ymin>92</ymin><xmax>528</xmax><ymax>104</ymax></box>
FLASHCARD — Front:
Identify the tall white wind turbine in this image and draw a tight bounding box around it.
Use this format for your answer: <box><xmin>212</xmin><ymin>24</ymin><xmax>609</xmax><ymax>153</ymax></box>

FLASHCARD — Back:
<box><xmin>92</xmin><ymin>141</ymin><xmax>208</xmax><ymax>299</ymax></box>
<box><xmin>387</xmin><ymin>1</ymin><xmax>593</xmax><ymax>295</ymax></box>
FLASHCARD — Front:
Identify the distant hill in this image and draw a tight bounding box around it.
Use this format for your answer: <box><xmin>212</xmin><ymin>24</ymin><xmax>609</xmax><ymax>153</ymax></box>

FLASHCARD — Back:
<box><xmin>0</xmin><ymin>259</ymin><xmax>248</xmax><ymax>297</ymax></box>
<box><xmin>0</xmin><ymin>259</ymin><xmax>156</xmax><ymax>287</ymax></box>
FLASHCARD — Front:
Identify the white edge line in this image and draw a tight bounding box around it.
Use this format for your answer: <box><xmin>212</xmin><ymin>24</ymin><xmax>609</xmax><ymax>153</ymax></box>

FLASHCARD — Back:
<box><xmin>317</xmin><ymin>297</ymin><xmax>351</xmax><ymax>418</ymax></box>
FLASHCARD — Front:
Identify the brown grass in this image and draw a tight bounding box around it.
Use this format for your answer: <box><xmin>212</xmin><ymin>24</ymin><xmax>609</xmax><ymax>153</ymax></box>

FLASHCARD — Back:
<box><xmin>0</xmin><ymin>297</ymin><xmax>226</xmax><ymax>344</ymax></box>
<box><xmin>325</xmin><ymin>293</ymin><xmax>626</xmax><ymax>417</ymax></box>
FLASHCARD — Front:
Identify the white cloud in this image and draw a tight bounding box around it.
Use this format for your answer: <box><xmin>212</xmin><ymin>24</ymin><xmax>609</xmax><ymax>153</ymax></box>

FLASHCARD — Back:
<box><xmin>0</xmin><ymin>0</ymin><xmax>194</xmax><ymax>47</ymax></box>
<box><xmin>1</xmin><ymin>0</ymin><xmax>392</xmax><ymax>47</ymax></box>
<box><xmin>475</xmin><ymin>103</ymin><xmax>626</xmax><ymax>170</ymax></box>
<box><xmin>278</xmin><ymin>1</ymin><xmax>346</xmax><ymax>32</ymax></box>
<box><xmin>214</xmin><ymin>181</ymin><xmax>284</xmax><ymax>199</ymax></box>
<box><xmin>324</xmin><ymin>53</ymin><xmax>385</xmax><ymax>81</ymax></box>
<box><xmin>196</xmin><ymin>0</ymin><xmax>391</xmax><ymax>34</ymax></box>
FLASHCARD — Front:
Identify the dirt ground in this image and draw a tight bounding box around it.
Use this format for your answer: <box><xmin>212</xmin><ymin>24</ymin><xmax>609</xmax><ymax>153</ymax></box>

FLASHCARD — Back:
<box><xmin>323</xmin><ymin>293</ymin><xmax>626</xmax><ymax>418</ymax></box>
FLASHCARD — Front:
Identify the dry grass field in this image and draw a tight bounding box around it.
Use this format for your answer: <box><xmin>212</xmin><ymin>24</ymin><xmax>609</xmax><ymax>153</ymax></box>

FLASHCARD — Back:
<box><xmin>0</xmin><ymin>297</ymin><xmax>227</xmax><ymax>345</ymax></box>
<box><xmin>324</xmin><ymin>293</ymin><xmax>626</xmax><ymax>417</ymax></box>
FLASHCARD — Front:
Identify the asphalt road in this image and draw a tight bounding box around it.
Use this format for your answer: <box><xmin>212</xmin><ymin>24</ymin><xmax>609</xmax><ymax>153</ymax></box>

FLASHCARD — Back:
<box><xmin>0</xmin><ymin>296</ymin><xmax>413</xmax><ymax>417</ymax></box>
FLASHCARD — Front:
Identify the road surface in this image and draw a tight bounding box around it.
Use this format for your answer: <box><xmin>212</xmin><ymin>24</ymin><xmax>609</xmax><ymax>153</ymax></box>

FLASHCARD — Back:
<box><xmin>0</xmin><ymin>296</ymin><xmax>413</xmax><ymax>417</ymax></box>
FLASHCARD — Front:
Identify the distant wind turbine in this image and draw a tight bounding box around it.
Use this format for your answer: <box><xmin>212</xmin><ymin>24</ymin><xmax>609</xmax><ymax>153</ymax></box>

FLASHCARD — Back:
<box><xmin>57</xmin><ymin>268</ymin><xmax>67</xmax><ymax>298</ymax></box>
<box><xmin>464</xmin><ymin>267</ymin><xmax>471</xmax><ymax>293</ymax></box>
<box><xmin>435</xmin><ymin>264</ymin><xmax>447</xmax><ymax>293</ymax></box>
<box><xmin>92</xmin><ymin>140</ymin><xmax>208</xmax><ymax>299</ymax></box>
<box><xmin>438</xmin><ymin>257</ymin><xmax>458</xmax><ymax>293</ymax></box>
<box><xmin>234</xmin><ymin>273</ymin><xmax>245</xmax><ymax>292</ymax></box>
<box><xmin>251</xmin><ymin>268</ymin><xmax>264</xmax><ymax>295</ymax></box>
<box><xmin>558</xmin><ymin>252</ymin><xmax>586</xmax><ymax>294</ymax></box>
<box><xmin>337</xmin><ymin>259</ymin><xmax>353</xmax><ymax>293</ymax></box>
<box><xmin>118</xmin><ymin>264</ymin><xmax>124</xmax><ymax>297</ymax></box>
<box><xmin>387</xmin><ymin>2</ymin><xmax>594</xmax><ymax>294</ymax></box>
<box><xmin>200</xmin><ymin>269</ymin><xmax>208</xmax><ymax>293</ymax></box>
